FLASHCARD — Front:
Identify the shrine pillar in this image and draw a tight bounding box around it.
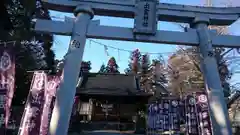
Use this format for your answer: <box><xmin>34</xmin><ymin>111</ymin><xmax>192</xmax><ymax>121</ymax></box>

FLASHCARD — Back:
<box><xmin>192</xmin><ymin>16</ymin><xmax>232</xmax><ymax>135</ymax></box>
<box><xmin>49</xmin><ymin>5</ymin><xmax>94</xmax><ymax>135</ymax></box>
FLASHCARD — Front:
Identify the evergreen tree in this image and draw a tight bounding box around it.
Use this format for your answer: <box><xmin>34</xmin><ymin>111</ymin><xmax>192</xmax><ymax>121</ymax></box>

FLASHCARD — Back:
<box><xmin>54</xmin><ymin>59</ymin><xmax>64</xmax><ymax>73</ymax></box>
<box><xmin>54</xmin><ymin>60</ymin><xmax>91</xmax><ymax>76</ymax></box>
<box><xmin>80</xmin><ymin>61</ymin><xmax>91</xmax><ymax>73</ymax></box>
<box><xmin>125</xmin><ymin>49</ymin><xmax>141</xmax><ymax>74</ymax></box>
<box><xmin>105</xmin><ymin>57</ymin><xmax>120</xmax><ymax>73</ymax></box>
<box><xmin>98</xmin><ymin>64</ymin><xmax>106</xmax><ymax>73</ymax></box>
<box><xmin>3</xmin><ymin>0</ymin><xmax>56</xmax><ymax>105</ymax></box>
<box><xmin>139</xmin><ymin>55</ymin><xmax>167</xmax><ymax>93</ymax></box>
<box><xmin>141</xmin><ymin>54</ymin><xmax>150</xmax><ymax>74</ymax></box>
<box><xmin>151</xmin><ymin>59</ymin><xmax>168</xmax><ymax>84</ymax></box>
<box><xmin>0</xmin><ymin>0</ymin><xmax>13</xmax><ymax>40</ymax></box>
<box><xmin>139</xmin><ymin>54</ymin><xmax>151</xmax><ymax>91</ymax></box>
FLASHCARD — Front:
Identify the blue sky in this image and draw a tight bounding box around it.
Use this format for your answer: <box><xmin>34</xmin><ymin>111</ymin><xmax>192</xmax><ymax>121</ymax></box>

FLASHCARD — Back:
<box><xmin>49</xmin><ymin>0</ymin><xmax>240</xmax><ymax>84</ymax></box>
<box><xmin>50</xmin><ymin>0</ymin><xmax>202</xmax><ymax>72</ymax></box>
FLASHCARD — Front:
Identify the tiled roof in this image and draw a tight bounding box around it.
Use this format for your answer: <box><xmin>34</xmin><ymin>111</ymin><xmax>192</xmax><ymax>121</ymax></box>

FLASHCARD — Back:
<box><xmin>76</xmin><ymin>73</ymin><xmax>153</xmax><ymax>96</ymax></box>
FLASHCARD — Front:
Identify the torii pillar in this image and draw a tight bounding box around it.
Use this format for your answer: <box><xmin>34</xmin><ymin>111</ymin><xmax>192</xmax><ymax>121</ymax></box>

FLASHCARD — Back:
<box><xmin>192</xmin><ymin>16</ymin><xmax>232</xmax><ymax>135</ymax></box>
<box><xmin>49</xmin><ymin>5</ymin><xmax>94</xmax><ymax>135</ymax></box>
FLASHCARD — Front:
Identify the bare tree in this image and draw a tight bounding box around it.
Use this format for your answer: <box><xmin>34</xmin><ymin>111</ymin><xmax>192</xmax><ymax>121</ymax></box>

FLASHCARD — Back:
<box><xmin>167</xmin><ymin>0</ymin><xmax>240</xmax><ymax>97</ymax></box>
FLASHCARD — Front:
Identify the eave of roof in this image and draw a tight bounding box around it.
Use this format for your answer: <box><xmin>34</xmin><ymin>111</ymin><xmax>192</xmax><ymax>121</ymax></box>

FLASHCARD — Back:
<box><xmin>77</xmin><ymin>72</ymin><xmax>153</xmax><ymax>96</ymax></box>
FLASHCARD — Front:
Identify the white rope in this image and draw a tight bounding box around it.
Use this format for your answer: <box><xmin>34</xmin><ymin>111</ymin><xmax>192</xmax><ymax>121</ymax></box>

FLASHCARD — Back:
<box><xmin>0</xmin><ymin>41</ymin><xmax>16</xmax><ymax>44</ymax></box>
<box><xmin>0</xmin><ymin>41</ymin><xmax>16</xmax><ymax>47</ymax></box>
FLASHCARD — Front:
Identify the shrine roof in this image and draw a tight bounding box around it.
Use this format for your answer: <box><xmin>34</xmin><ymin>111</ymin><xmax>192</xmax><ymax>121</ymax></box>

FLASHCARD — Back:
<box><xmin>76</xmin><ymin>73</ymin><xmax>153</xmax><ymax>96</ymax></box>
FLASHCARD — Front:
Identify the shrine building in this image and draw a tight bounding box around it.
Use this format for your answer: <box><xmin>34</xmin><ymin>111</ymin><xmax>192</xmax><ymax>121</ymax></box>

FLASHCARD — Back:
<box><xmin>68</xmin><ymin>72</ymin><xmax>168</xmax><ymax>134</ymax></box>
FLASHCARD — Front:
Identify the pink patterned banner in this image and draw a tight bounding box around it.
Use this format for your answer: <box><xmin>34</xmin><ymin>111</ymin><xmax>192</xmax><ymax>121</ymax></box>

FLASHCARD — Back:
<box><xmin>40</xmin><ymin>75</ymin><xmax>61</xmax><ymax>135</ymax></box>
<box><xmin>18</xmin><ymin>71</ymin><xmax>46</xmax><ymax>135</ymax></box>
<box><xmin>185</xmin><ymin>92</ymin><xmax>213</xmax><ymax>135</ymax></box>
<box><xmin>0</xmin><ymin>44</ymin><xmax>15</xmax><ymax>132</ymax></box>
<box><xmin>195</xmin><ymin>92</ymin><xmax>213</xmax><ymax>135</ymax></box>
<box><xmin>0</xmin><ymin>90</ymin><xmax>7</xmax><ymax>134</ymax></box>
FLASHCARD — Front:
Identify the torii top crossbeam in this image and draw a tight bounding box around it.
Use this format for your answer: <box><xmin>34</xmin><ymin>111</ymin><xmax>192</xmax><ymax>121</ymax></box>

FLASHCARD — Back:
<box><xmin>42</xmin><ymin>0</ymin><xmax>240</xmax><ymax>25</ymax></box>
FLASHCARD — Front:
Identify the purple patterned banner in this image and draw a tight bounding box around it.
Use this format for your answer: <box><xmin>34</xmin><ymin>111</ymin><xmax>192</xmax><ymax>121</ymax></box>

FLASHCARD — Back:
<box><xmin>170</xmin><ymin>99</ymin><xmax>181</xmax><ymax>131</ymax></box>
<box><xmin>40</xmin><ymin>75</ymin><xmax>61</xmax><ymax>135</ymax></box>
<box><xmin>147</xmin><ymin>97</ymin><xmax>182</xmax><ymax>133</ymax></box>
<box><xmin>0</xmin><ymin>44</ymin><xmax>15</xmax><ymax>133</ymax></box>
<box><xmin>185</xmin><ymin>95</ymin><xmax>199</xmax><ymax>135</ymax></box>
<box><xmin>18</xmin><ymin>71</ymin><xmax>46</xmax><ymax>135</ymax></box>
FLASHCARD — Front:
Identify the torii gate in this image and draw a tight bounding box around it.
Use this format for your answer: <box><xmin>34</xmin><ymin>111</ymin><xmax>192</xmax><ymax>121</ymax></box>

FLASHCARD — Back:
<box><xmin>35</xmin><ymin>0</ymin><xmax>240</xmax><ymax>135</ymax></box>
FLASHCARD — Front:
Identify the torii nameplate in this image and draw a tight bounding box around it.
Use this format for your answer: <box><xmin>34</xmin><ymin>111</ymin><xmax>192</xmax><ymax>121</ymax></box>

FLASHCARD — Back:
<box><xmin>133</xmin><ymin>0</ymin><xmax>158</xmax><ymax>35</ymax></box>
